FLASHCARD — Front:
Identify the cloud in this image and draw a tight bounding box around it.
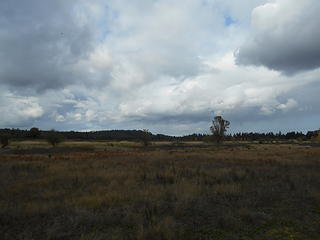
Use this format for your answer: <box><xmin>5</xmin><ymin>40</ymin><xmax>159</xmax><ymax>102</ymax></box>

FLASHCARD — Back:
<box><xmin>113</xmin><ymin>53</ymin><xmax>298</xmax><ymax>120</ymax></box>
<box><xmin>1</xmin><ymin>0</ymin><xmax>320</xmax><ymax>135</ymax></box>
<box><xmin>55</xmin><ymin>115</ymin><xmax>66</xmax><ymax>122</ymax></box>
<box><xmin>102</xmin><ymin>0</ymin><xmax>228</xmax><ymax>86</ymax></box>
<box><xmin>277</xmin><ymin>99</ymin><xmax>298</xmax><ymax>112</ymax></box>
<box><xmin>235</xmin><ymin>0</ymin><xmax>320</xmax><ymax>75</ymax></box>
<box><xmin>0</xmin><ymin>0</ymin><xmax>96</xmax><ymax>92</ymax></box>
<box><xmin>0</xmin><ymin>90</ymin><xmax>43</xmax><ymax>128</ymax></box>
<box><xmin>73</xmin><ymin>113</ymin><xmax>82</xmax><ymax>121</ymax></box>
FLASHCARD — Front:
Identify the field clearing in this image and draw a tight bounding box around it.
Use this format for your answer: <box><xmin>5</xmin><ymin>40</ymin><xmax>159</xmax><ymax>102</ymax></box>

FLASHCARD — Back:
<box><xmin>3</xmin><ymin>139</ymin><xmax>314</xmax><ymax>154</ymax></box>
<box><xmin>1</xmin><ymin>140</ymin><xmax>241</xmax><ymax>155</ymax></box>
<box><xmin>7</xmin><ymin>140</ymin><xmax>209</xmax><ymax>149</ymax></box>
<box><xmin>0</xmin><ymin>142</ymin><xmax>320</xmax><ymax>240</ymax></box>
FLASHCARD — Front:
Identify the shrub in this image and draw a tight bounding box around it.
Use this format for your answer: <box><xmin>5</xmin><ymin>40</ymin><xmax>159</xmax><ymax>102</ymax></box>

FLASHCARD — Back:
<box><xmin>202</xmin><ymin>135</ymin><xmax>214</xmax><ymax>143</ymax></box>
<box><xmin>311</xmin><ymin>130</ymin><xmax>320</xmax><ymax>142</ymax></box>
<box><xmin>29</xmin><ymin>127</ymin><xmax>41</xmax><ymax>138</ymax></box>
<box><xmin>46</xmin><ymin>130</ymin><xmax>64</xmax><ymax>147</ymax></box>
<box><xmin>0</xmin><ymin>135</ymin><xmax>9</xmax><ymax>148</ymax></box>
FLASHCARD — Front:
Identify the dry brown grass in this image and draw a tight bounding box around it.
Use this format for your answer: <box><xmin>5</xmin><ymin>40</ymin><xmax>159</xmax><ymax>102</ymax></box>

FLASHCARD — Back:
<box><xmin>0</xmin><ymin>143</ymin><xmax>320</xmax><ymax>239</ymax></box>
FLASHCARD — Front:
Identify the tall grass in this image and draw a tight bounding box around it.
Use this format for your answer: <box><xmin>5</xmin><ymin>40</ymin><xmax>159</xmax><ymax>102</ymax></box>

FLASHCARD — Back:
<box><xmin>0</xmin><ymin>144</ymin><xmax>320</xmax><ymax>239</ymax></box>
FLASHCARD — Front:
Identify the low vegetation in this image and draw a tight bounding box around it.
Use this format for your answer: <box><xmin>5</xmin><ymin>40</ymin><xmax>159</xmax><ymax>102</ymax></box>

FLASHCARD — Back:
<box><xmin>28</xmin><ymin>127</ymin><xmax>41</xmax><ymax>139</ymax></box>
<box><xmin>0</xmin><ymin>143</ymin><xmax>320</xmax><ymax>240</ymax></box>
<box><xmin>1</xmin><ymin>135</ymin><xmax>9</xmax><ymax>148</ymax></box>
<box><xmin>45</xmin><ymin>130</ymin><xmax>64</xmax><ymax>147</ymax></box>
<box><xmin>0</xmin><ymin>128</ymin><xmax>318</xmax><ymax>142</ymax></box>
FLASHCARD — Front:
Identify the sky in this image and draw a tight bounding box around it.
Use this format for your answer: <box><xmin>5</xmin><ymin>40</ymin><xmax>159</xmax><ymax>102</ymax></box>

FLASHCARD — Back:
<box><xmin>0</xmin><ymin>0</ymin><xmax>320</xmax><ymax>135</ymax></box>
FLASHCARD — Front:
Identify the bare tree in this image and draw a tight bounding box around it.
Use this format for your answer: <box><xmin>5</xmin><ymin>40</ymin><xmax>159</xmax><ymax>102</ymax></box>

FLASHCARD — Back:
<box><xmin>142</xmin><ymin>129</ymin><xmax>151</xmax><ymax>146</ymax></box>
<box><xmin>210</xmin><ymin>116</ymin><xmax>230</xmax><ymax>144</ymax></box>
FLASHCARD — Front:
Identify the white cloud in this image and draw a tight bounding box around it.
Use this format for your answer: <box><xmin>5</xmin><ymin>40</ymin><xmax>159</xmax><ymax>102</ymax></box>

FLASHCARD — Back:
<box><xmin>85</xmin><ymin>110</ymin><xmax>98</xmax><ymax>121</ymax></box>
<box><xmin>113</xmin><ymin>53</ymin><xmax>296</xmax><ymax>119</ymax></box>
<box><xmin>236</xmin><ymin>0</ymin><xmax>320</xmax><ymax>75</ymax></box>
<box><xmin>21</xmin><ymin>102</ymin><xmax>44</xmax><ymax>119</ymax></box>
<box><xmin>0</xmin><ymin>92</ymin><xmax>44</xmax><ymax>127</ymax></box>
<box><xmin>73</xmin><ymin>113</ymin><xmax>82</xmax><ymax>121</ymax></box>
<box><xmin>277</xmin><ymin>99</ymin><xmax>298</xmax><ymax>112</ymax></box>
<box><xmin>55</xmin><ymin>115</ymin><xmax>66</xmax><ymax>122</ymax></box>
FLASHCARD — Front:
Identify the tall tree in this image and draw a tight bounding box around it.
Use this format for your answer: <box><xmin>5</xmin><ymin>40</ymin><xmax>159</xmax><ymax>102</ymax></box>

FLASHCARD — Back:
<box><xmin>142</xmin><ymin>129</ymin><xmax>151</xmax><ymax>146</ymax></box>
<box><xmin>210</xmin><ymin>116</ymin><xmax>230</xmax><ymax>144</ymax></box>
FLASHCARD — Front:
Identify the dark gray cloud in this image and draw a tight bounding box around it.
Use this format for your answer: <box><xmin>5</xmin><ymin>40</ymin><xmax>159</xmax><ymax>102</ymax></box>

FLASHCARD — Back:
<box><xmin>0</xmin><ymin>0</ymin><xmax>95</xmax><ymax>92</ymax></box>
<box><xmin>235</xmin><ymin>0</ymin><xmax>320</xmax><ymax>75</ymax></box>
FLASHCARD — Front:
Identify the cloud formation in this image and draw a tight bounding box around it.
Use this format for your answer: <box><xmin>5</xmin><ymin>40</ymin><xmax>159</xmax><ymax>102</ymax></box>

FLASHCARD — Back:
<box><xmin>236</xmin><ymin>0</ymin><xmax>320</xmax><ymax>75</ymax></box>
<box><xmin>0</xmin><ymin>0</ymin><xmax>95</xmax><ymax>91</ymax></box>
<box><xmin>0</xmin><ymin>0</ymin><xmax>320</xmax><ymax>135</ymax></box>
<box><xmin>0</xmin><ymin>89</ymin><xmax>43</xmax><ymax>127</ymax></box>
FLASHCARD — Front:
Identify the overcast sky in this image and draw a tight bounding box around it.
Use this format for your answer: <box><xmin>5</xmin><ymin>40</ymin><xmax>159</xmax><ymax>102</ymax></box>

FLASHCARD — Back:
<box><xmin>1</xmin><ymin>0</ymin><xmax>320</xmax><ymax>135</ymax></box>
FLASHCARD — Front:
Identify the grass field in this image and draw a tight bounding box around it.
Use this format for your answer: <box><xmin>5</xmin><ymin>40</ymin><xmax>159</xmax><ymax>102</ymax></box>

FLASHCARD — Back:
<box><xmin>0</xmin><ymin>141</ymin><xmax>320</xmax><ymax>240</ymax></box>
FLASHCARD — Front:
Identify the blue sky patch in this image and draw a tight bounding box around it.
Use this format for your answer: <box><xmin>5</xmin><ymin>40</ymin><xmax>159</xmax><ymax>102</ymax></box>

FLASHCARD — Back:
<box><xmin>224</xmin><ymin>16</ymin><xmax>236</xmax><ymax>26</ymax></box>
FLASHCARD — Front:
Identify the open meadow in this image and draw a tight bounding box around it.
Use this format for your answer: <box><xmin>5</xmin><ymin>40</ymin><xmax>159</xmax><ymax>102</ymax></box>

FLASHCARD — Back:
<box><xmin>0</xmin><ymin>141</ymin><xmax>320</xmax><ymax>240</ymax></box>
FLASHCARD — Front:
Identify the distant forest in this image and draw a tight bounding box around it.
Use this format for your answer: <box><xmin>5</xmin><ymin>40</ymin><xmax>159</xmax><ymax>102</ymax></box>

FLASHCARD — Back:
<box><xmin>0</xmin><ymin>128</ymin><xmax>318</xmax><ymax>142</ymax></box>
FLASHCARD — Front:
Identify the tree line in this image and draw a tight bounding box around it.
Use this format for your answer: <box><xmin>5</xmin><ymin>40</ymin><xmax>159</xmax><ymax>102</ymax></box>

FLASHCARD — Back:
<box><xmin>0</xmin><ymin>127</ymin><xmax>318</xmax><ymax>142</ymax></box>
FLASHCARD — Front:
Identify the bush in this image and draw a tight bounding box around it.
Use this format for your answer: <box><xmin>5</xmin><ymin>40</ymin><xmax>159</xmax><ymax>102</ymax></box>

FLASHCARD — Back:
<box><xmin>46</xmin><ymin>130</ymin><xmax>64</xmax><ymax>147</ymax></box>
<box><xmin>311</xmin><ymin>130</ymin><xmax>320</xmax><ymax>142</ymax></box>
<box><xmin>0</xmin><ymin>135</ymin><xmax>9</xmax><ymax>148</ymax></box>
<box><xmin>202</xmin><ymin>135</ymin><xmax>213</xmax><ymax>143</ymax></box>
<box><xmin>29</xmin><ymin>127</ymin><xmax>41</xmax><ymax>138</ymax></box>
